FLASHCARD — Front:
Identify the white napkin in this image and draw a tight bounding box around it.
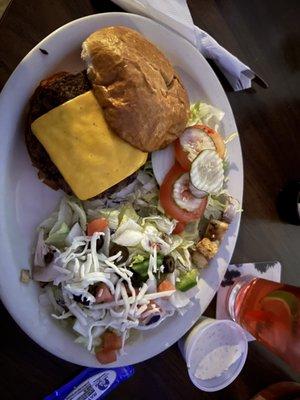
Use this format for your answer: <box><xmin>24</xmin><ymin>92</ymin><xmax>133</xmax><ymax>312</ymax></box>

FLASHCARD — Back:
<box><xmin>111</xmin><ymin>0</ymin><xmax>254</xmax><ymax>91</ymax></box>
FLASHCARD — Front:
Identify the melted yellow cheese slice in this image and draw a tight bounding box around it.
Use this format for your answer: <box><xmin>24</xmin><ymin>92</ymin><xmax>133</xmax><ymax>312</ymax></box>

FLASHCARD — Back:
<box><xmin>31</xmin><ymin>91</ymin><xmax>147</xmax><ymax>200</ymax></box>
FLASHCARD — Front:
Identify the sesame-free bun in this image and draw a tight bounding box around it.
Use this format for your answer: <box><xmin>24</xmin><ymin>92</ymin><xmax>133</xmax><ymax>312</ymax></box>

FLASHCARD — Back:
<box><xmin>82</xmin><ymin>26</ymin><xmax>189</xmax><ymax>152</ymax></box>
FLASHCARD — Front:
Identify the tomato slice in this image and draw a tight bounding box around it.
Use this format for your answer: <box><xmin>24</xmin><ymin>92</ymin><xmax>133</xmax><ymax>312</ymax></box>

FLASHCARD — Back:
<box><xmin>158</xmin><ymin>279</ymin><xmax>176</xmax><ymax>292</ymax></box>
<box><xmin>172</xmin><ymin>221</ymin><xmax>187</xmax><ymax>234</ymax></box>
<box><xmin>87</xmin><ymin>218</ymin><xmax>108</xmax><ymax>236</ymax></box>
<box><xmin>174</xmin><ymin>139</ymin><xmax>191</xmax><ymax>171</ymax></box>
<box><xmin>175</xmin><ymin>125</ymin><xmax>226</xmax><ymax>171</ymax></box>
<box><xmin>102</xmin><ymin>331</ymin><xmax>122</xmax><ymax>351</ymax></box>
<box><xmin>96</xmin><ymin>349</ymin><xmax>117</xmax><ymax>364</ymax></box>
<box><xmin>194</xmin><ymin>124</ymin><xmax>226</xmax><ymax>159</ymax></box>
<box><xmin>159</xmin><ymin>163</ymin><xmax>207</xmax><ymax>223</ymax></box>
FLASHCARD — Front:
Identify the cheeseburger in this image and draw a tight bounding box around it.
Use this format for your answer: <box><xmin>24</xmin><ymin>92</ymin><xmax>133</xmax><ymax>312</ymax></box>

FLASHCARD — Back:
<box><xmin>26</xmin><ymin>26</ymin><xmax>189</xmax><ymax>200</ymax></box>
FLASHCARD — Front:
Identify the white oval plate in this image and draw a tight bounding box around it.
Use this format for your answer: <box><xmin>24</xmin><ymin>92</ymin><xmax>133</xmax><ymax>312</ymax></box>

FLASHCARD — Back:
<box><xmin>0</xmin><ymin>13</ymin><xmax>243</xmax><ymax>367</ymax></box>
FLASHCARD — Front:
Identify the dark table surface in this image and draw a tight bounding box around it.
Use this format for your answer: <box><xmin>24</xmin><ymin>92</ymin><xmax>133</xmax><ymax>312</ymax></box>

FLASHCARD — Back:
<box><xmin>0</xmin><ymin>0</ymin><xmax>300</xmax><ymax>399</ymax></box>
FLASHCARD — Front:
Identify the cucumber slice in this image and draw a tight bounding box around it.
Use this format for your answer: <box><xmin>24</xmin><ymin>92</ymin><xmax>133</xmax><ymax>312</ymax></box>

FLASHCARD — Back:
<box><xmin>190</xmin><ymin>150</ymin><xmax>224</xmax><ymax>197</ymax></box>
<box><xmin>173</xmin><ymin>173</ymin><xmax>204</xmax><ymax>212</ymax></box>
<box><xmin>189</xmin><ymin>183</ymin><xmax>208</xmax><ymax>199</ymax></box>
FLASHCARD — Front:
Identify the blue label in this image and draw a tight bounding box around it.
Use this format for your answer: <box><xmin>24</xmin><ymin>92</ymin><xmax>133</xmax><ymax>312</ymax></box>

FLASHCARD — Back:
<box><xmin>66</xmin><ymin>371</ymin><xmax>117</xmax><ymax>400</ymax></box>
<box><xmin>44</xmin><ymin>366</ymin><xmax>134</xmax><ymax>400</ymax></box>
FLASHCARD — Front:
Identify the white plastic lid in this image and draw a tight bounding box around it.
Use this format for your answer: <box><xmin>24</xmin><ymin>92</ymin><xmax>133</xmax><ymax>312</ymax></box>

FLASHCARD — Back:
<box><xmin>181</xmin><ymin>319</ymin><xmax>248</xmax><ymax>392</ymax></box>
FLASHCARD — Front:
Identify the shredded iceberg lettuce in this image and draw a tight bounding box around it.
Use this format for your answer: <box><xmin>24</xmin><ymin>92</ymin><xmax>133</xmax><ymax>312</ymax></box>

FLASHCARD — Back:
<box><xmin>171</xmin><ymin>240</ymin><xmax>194</xmax><ymax>271</ymax></box>
<box><xmin>204</xmin><ymin>194</ymin><xmax>228</xmax><ymax>220</ymax></box>
<box><xmin>39</xmin><ymin>196</ymin><xmax>87</xmax><ymax>245</ymax></box>
<box><xmin>45</xmin><ymin>222</ymin><xmax>70</xmax><ymax>248</ymax></box>
<box><xmin>51</xmin><ymin>197</ymin><xmax>73</xmax><ymax>232</ymax></box>
<box><xmin>68</xmin><ymin>198</ymin><xmax>87</xmax><ymax>230</ymax></box>
<box><xmin>188</xmin><ymin>102</ymin><xmax>225</xmax><ymax>131</ymax></box>
<box><xmin>65</xmin><ymin>222</ymin><xmax>84</xmax><ymax>246</ymax></box>
<box><xmin>119</xmin><ymin>204</ymin><xmax>139</xmax><ymax>225</ymax></box>
<box><xmin>100</xmin><ymin>209</ymin><xmax>120</xmax><ymax>230</ymax></box>
<box><xmin>181</xmin><ymin>220</ymin><xmax>200</xmax><ymax>242</ymax></box>
<box><xmin>38</xmin><ymin>212</ymin><xmax>58</xmax><ymax>234</ymax></box>
<box><xmin>141</xmin><ymin>215</ymin><xmax>176</xmax><ymax>235</ymax></box>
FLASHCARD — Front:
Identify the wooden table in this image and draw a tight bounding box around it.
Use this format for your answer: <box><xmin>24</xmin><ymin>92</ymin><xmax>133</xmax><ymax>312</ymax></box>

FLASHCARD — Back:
<box><xmin>0</xmin><ymin>0</ymin><xmax>299</xmax><ymax>399</ymax></box>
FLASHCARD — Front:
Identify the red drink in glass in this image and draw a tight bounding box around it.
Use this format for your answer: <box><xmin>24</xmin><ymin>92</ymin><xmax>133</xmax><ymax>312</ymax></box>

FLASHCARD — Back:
<box><xmin>227</xmin><ymin>277</ymin><xmax>300</xmax><ymax>371</ymax></box>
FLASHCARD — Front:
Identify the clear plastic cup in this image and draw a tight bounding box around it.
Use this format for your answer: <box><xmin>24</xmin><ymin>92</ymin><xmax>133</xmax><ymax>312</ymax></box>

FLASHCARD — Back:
<box><xmin>178</xmin><ymin>317</ymin><xmax>248</xmax><ymax>392</ymax></box>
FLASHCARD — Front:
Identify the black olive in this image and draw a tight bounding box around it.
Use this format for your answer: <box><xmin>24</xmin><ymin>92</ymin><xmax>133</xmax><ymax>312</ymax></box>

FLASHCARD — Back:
<box><xmin>130</xmin><ymin>272</ymin><xmax>143</xmax><ymax>288</ymax></box>
<box><xmin>96</xmin><ymin>236</ymin><xmax>104</xmax><ymax>252</ymax></box>
<box><xmin>109</xmin><ymin>244</ymin><xmax>129</xmax><ymax>264</ymax></box>
<box><xmin>163</xmin><ymin>255</ymin><xmax>175</xmax><ymax>273</ymax></box>
<box><xmin>39</xmin><ymin>282</ymin><xmax>49</xmax><ymax>288</ymax></box>
<box><xmin>44</xmin><ymin>251</ymin><xmax>54</xmax><ymax>264</ymax></box>
<box><xmin>85</xmin><ymin>237</ymin><xmax>104</xmax><ymax>253</ymax></box>
<box><xmin>73</xmin><ymin>294</ymin><xmax>90</xmax><ymax>306</ymax></box>
<box><xmin>56</xmin><ymin>298</ymin><xmax>67</xmax><ymax>310</ymax></box>
<box><xmin>88</xmin><ymin>284</ymin><xmax>97</xmax><ymax>297</ymax></box>
<box><xmin>76</xmin><ymin>245</ymin><xmax>86</xmax><ymax>254</ymax></box>
<box><xmin>146</xmin><ymin>315</ymin><xmax>160</xmax><ymax>325</ymax></box>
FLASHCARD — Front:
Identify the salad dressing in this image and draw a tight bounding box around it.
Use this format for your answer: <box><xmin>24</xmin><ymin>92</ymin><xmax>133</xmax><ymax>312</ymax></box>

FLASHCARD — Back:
<box><xmin>194</xmin><ymin>344</ymin><xmax>242</xmax><ymax>380</ymax></box>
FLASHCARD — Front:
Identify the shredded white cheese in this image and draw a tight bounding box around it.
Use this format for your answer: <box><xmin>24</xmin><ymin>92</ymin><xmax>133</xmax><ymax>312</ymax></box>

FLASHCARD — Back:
<box><xmin>41</xmin><ymin>225</ymin><xmax>188</xmax><ymax>354</ymax></box>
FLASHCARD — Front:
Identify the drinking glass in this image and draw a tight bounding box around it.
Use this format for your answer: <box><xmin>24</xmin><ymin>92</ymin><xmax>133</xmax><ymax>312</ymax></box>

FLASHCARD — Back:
<box><xmin>227</xmin><ymin>276</ymin><xmax>300</xmax><ymax>371</ymax></box>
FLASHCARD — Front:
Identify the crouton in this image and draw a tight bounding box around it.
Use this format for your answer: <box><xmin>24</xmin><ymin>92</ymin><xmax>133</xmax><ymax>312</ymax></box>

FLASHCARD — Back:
<box><xmin>196</xmin><ymin>238</ymin><xmax>219</xmax><ymax>260</ymax></box>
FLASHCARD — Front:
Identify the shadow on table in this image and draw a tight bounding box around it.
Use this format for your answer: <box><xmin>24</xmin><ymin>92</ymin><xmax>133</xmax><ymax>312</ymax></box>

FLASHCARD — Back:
<box><xmin>282</xmin><ymin>33</ymin><xmax>300</xmax><ymax>73</ymax></box>
<box><xmin>90</xmin><ymin>0</ymin><xmax>123</xmax><ymax>13</ymax></box>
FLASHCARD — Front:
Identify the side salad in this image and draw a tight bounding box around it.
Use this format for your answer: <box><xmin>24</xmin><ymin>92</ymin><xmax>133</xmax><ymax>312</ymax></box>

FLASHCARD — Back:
<box><xmin>24</xmin><ymin>102</ymin><xmax>240</xmax><ymax>364</ymax></box>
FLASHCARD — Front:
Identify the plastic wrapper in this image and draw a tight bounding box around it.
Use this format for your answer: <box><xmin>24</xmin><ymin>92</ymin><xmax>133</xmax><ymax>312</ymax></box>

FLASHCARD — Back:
<box><xmin>45</xmin><ymin>366</ymin><xmax>134</xmax><ymax>400</ymax></box>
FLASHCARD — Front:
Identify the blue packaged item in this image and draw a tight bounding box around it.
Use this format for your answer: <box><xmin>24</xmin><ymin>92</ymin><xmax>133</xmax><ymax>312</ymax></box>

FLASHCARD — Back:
<box><xmin>45</xmin><ymin>366</ymin><xmax>134</xmax><ymax>400</ymax></box>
